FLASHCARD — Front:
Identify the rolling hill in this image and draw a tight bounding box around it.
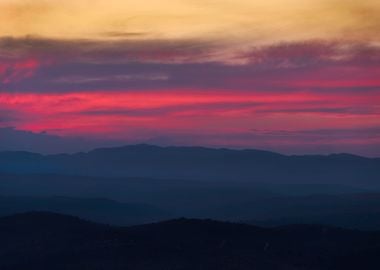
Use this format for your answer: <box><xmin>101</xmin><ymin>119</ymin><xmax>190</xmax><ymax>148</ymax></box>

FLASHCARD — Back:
<box><xmin>0</xmin><ymin>212</ymin><xmax>380</xmax><ymax>270</ymax></box>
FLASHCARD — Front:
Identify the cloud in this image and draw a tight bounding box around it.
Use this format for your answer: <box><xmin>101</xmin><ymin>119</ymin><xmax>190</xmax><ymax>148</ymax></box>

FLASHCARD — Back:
<box><xmin>0</xmin><ymin>109</ymin><xmax>17</xmax><ymax>124</ymax></box>
<box><xmin>0</xmin><ymin>36</ymin><xmax>217</xmax><ymax>64</ymax></box>
<box><xmin>239</xmin><ymin>41</ymin><xmax>380</xmax><ymax>67</ymax></box>
<box><xmin>2</xmin><ymin>0</ymin><xmax>380</xmax><ymax>45</ymax></box>
<box><xmin>1</xmin><ymin>89</ymin><xmax>379</xmax><ymax>135</ymax></box>
<box><xmin>1</xmin><ymin>37</ymin><xmax>379</xmax><ymax>156</ymax></box>
<box><xmin>0</xmin><ymin>59</ymin><xmax>40</xmax><ymax>84</ymax></box>
<box><xmin>144</xmin><ymin>126</ymin><xmax>380</xmax><ymax>157</ymax></box>
<box><xmin>1</xmin><ymin>125</ymin><xmax>379</xmax><ymax>157</ymax></box>
<box><xmin>2</xmin><ymin>36</ymin><xmax>379</xmax><ymax>65</ymax></box>
<box><xmin>0</xmin><ymin>127</ymin><xmax>123</xmax><ymax>154</ymax></box>
<box><xmin>1</xmin><ymin>37</ymin><xmax>380</xmax><ymax>93</ymax></box>
<box><xmin>51</xmin><ymin>74</ymin><xmax>169</xmax><ymax>84</ymax></box>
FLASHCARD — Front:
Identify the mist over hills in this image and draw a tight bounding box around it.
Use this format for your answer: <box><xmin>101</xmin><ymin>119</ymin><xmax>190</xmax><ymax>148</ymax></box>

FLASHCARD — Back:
<box><xmin>0</xmin><ymin>196</ymin><xmax>170</xmax><ymax>225</ymax></box>
<box><xmin>1</xmin><ymin>145</ymin><xmax>380</xmax><ymax>268</ymax></box>
<box><xmin>1</xmin><ymin>144</ymin><xmax>380</xmax><ymax>230</ymax></box>
<box><xmin>0</xmin><ymin>144</ymin><xmax>379</xmax><ymax>187</ymax></box>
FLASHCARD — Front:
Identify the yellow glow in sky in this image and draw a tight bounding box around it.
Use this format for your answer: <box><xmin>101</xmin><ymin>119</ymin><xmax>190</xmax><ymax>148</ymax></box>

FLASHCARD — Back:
<box><xmin>1</xmin><ymin>0</ymin><xmax>380</xmax><ymax>45</ymax></box>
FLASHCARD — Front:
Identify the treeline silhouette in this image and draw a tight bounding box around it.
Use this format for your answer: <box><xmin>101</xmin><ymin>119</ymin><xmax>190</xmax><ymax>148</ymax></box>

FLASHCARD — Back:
<box><xmin>0</xmin><ymin>212</ymin><xmax>379</xmax><ymax>270</ymax></box>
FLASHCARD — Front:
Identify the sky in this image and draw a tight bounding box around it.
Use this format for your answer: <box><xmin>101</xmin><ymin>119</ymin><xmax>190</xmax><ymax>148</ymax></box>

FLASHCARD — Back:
<box><xmin>0</xmin><ymin>0</ymin><xmax>380</xmax><ymax>156</ymax></box>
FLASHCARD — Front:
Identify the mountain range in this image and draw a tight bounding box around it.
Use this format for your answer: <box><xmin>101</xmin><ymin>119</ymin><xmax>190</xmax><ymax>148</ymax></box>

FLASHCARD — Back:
<box><xmin>1</xmin><ymin>145</ymin><xmax>380</xmax><ymax>229</ymax></box>
<box><xmin>1</xmin><ymin>144</ymin><xmax>379</xmax><ymax>187</ymax></box>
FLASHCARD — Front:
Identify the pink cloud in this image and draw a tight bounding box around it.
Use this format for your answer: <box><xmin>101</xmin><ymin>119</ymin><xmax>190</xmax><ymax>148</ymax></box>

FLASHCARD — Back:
<box><xmin>0</xmin><ymin>59</ymin><xmax>40</xmax><ymax>84</ymax></box>
<box><xmin>1</xmin><ymin>89</ymin><xmax>379</xmax><ymax>138</ymax></box>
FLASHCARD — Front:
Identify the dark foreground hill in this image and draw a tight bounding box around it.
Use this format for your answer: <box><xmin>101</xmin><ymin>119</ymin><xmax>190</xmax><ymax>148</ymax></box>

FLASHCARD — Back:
<box><xmin>2</xmin><ymin>193</ymin><xmax>380</xmax><ymax>230</ymax></box>
<box><xmin>1</xmin><ymin>212</ymin><xmax>380</xmax><ymax>270</ymax></box>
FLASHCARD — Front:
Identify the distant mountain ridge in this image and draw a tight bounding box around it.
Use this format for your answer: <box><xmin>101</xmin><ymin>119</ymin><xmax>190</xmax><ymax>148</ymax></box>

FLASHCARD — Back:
<box><xmin>2</xmin><ymin>143</ymin><xmax>375</xmax><ymax>160</ymax></box>
<box><xmin>0</xmin><ymin>144</ymin><xmax>379</xmax><ymax>187</ymax></box>
<box><xmin>0</xmin><ymin>196</ymin><xmax>170</xmax><ymax>225</ymax></box>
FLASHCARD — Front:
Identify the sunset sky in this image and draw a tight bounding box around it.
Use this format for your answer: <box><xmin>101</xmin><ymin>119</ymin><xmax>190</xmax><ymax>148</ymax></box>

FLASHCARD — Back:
<box><xmin>1</xmin><ymin>0</ymin><xmax>380</xmax><ymax>156</ymax></box>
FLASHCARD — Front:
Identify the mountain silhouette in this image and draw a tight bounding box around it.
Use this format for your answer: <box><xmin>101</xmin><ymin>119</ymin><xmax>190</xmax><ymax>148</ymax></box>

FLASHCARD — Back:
<box><xmin>0</xmin><ymin>144</ymin><xmax>379</xmax><ymax>187</ymax></box>
<box><xmin>0</xmin><ymin>212</ymin><xmax>380</xmax><ymax>270</ymax></box>
<box><xmin>0</xmin><ymin>196</ymin><xmax>170</xmax><ymax>225</ymax></box>
<box><xmin>2</xmin><ymin>193</ymin><xmax>380</xmax><ymax>229</ymax></box>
